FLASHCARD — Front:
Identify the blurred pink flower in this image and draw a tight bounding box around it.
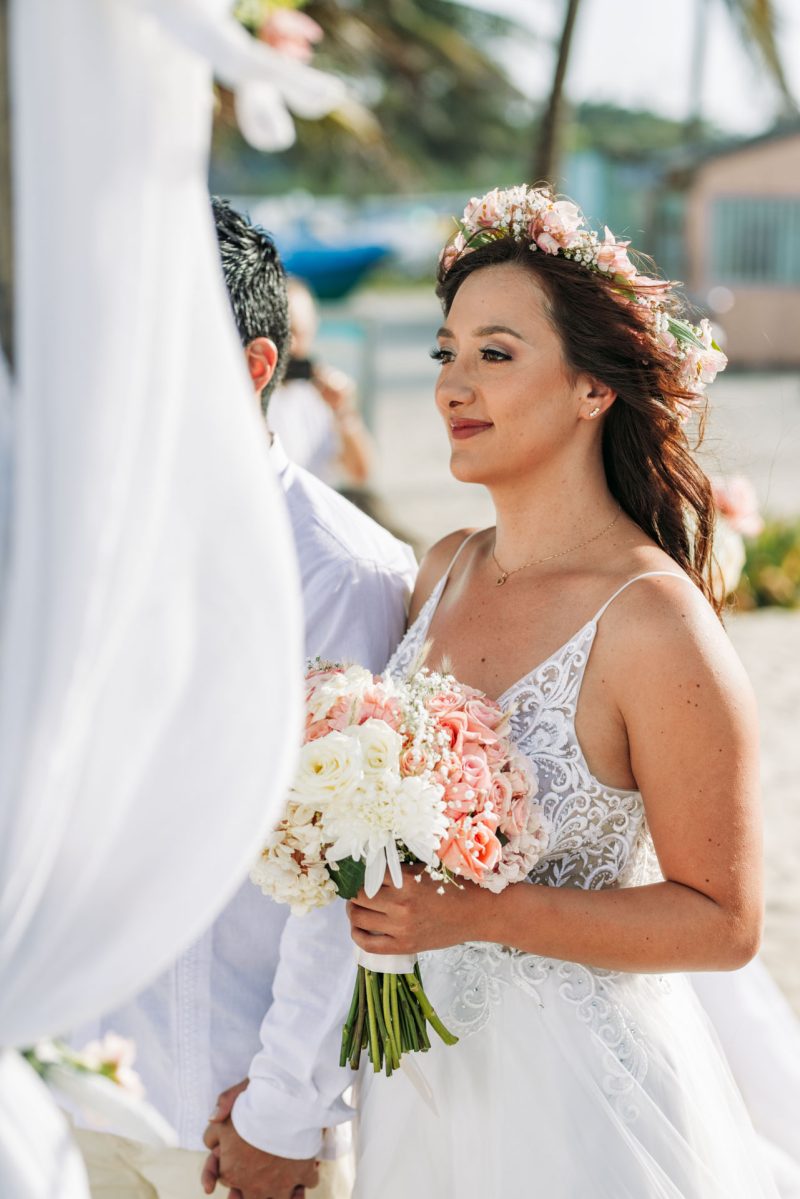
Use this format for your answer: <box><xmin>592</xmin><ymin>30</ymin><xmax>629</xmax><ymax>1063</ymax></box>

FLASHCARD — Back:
<box><xmin>258</xmin><ymin>8</ymin><xmax>323</xmax><ymax>63</ymax></box>
<box><xmin>712</xmin><ymin>475</ymin><xmax>764</xmax><ymax>537</ymax></box>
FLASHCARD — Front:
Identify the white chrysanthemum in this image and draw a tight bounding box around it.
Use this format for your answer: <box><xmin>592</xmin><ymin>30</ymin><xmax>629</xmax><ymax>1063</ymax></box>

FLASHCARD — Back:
<box><xmin>292</xmin><ymin>730</ymin><xmax>363</xmax><ymax>806</ymax></box>
<box><xmin>323</xmin><ymin>773</ymin><xmax>447</xmax><ymax>896</ymax></box>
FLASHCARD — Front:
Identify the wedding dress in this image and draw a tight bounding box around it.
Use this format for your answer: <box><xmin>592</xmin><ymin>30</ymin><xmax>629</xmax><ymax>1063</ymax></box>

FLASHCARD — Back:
<box><xmin>354</xmin><ymin>549</ymin><xmax>783</xmax><ymax>1198</ymax></box>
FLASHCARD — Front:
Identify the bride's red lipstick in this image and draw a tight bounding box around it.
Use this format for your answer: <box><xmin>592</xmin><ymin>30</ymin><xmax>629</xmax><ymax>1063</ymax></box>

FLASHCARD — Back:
<box><xmin>450</xmin><ymin>418</ymin><xmax>493</xmax><ymax>440</ymax></box>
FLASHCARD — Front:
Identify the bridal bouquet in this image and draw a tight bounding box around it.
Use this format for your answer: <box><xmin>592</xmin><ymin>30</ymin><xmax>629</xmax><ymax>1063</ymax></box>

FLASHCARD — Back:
<box><xmin>251</xmin><ymin>661</ymin><xmax>548</xmax><ymax>1076</ymax></box>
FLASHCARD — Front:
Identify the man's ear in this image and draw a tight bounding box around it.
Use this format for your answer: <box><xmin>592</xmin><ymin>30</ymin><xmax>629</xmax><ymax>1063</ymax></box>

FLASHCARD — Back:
<box><xmin>245</xmin><ymin>337</ymin><xmax>279</xmax><ymax>395</ymax></box>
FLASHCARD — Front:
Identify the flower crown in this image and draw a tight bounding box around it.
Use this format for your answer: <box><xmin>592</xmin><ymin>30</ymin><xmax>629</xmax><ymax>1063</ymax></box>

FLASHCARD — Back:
<box><xmin>439</xmin><ymin>185</ymin><xmax>727</xmax><ymax>407</ymax></box>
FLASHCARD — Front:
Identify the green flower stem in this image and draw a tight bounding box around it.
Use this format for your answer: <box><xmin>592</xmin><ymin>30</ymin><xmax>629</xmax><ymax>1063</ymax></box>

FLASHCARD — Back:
<box><xmin>369</xmin><ymin>971</ymin><xmax>393</xmax><ymax>1076</ymax></box>
<box><xmin>340</xmin><ymin>964</ymin><xmax>456</xmax><ymax>1072</ymax></box>
<box><xmin>390</xmin><ymin>974</ymin><xmax>401</xmax><ymax>1055</ymax></box>
<box><xmin>382</xmin><ymin>975</ymin><xmax>400</xmax><ymax>1070</ymax></box>
<box><xmin>347</xmin><ymin>969</ymin><xmax>368</xmax><ymax>1071</ymax></box>
<box><xmin>404</xmin><ymin>973</ymin><xmax>459</xmax><ymax>1046</ymax></box>
<box><xmin>397</xmin><ymin>990</ymin><xmax>413</xmax><ymax>1051</ymax></box>
<box><xmin>364</xmin><ymin>969</ymin><xmax>381</xmax><ymax>1073</ymax></box>
<box><xmin>340</xmin><ymin>973</ymin><xmax>361</xmax><ymax>1068</ymax></box>
<box><xmin>400</xmin><ymin>975</ymin><xmax>431</xmax><ymax>1049</ymax></box>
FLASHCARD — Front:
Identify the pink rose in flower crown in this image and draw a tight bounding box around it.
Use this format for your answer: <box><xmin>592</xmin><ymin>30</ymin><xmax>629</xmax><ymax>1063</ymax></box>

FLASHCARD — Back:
<box><xmin>535</xmin><ymin>229</ymin><xmax>562</xmax><ymax>255</ymax></box>
<box><xmin>439</xmin><ymin>816</ymin><xmax>502</xmax><ymax>884</ymax></box>
<box><xmin>546</xmin><ymin>200</ymin><xmax>582</xmax><ymax>238</ymax></box>
<box><xmin>534</xmin><ymin>200</ymin><xmax>583</xmax><ymax>255</ymax></box>
<box><xmin>596</xmin><ymin>228</ymin><xmax>637</xmax><ymax>280</ymax></box>
<box><xmin>440</xmin><ymin>232</ymin><xmax>468</xmax><ymax>273</ymax></box>
<box><xmin>464</xmin><ymin>188</ymin><xmax>505</xmax><ymax>230</ymax></box>
<box><xmin>697</xmin><ymin>319</ymin><xmax>728</xmax><ymax>384</ymax></box>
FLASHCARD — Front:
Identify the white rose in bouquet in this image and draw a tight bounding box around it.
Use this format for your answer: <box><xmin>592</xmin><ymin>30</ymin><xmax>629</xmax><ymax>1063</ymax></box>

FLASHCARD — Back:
<box><xmin>355</xmin><ymin>718</ymin><xmax>404</xmax><ymax>775</ymax></box>
<box><xmin>293</xmin><ymin>731</ymin><xmax>363</xmax><ymax>806</ymax></box>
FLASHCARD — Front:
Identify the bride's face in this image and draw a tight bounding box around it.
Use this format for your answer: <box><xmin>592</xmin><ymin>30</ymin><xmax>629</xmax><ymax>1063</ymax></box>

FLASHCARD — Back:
<box><xmin>433</xmin><ymin>263</ymin><xmax>585</xmax><ymax>486</ymax></box>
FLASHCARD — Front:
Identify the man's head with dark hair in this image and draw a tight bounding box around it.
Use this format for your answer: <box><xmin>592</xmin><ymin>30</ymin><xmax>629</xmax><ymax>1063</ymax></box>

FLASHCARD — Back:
<box><xmin>211</xmin><ymin>196</ymin><xmax>290</xmax><ymax>412</ymax></box>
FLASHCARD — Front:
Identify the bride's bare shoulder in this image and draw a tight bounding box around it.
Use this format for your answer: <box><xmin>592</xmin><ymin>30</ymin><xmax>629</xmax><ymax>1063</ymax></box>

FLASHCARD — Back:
<box><xmin>408</xmin><ymin>528</ymin><xmax>480</xmax><ymax>624</ymax></box>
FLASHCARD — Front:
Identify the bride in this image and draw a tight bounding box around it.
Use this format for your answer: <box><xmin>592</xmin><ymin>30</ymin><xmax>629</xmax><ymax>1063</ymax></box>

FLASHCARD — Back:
<box><xmin>347</xmin><ymin>186</ymin><xmax>781</xmax><ymax>1197</ymax></box>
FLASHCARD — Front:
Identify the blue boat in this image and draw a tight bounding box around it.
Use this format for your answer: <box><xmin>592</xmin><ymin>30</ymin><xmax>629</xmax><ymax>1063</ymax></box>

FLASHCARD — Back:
<box><xmin>277</xmin><ymin>234</ymin><xmax>392</xmax><ymax>300</ymax></box>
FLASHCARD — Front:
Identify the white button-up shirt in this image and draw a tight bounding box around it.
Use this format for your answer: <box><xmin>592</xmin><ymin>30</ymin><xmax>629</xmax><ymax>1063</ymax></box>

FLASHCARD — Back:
<box><xmin>73</xmin><ymin>440</ymin><xmax>416</xmax><ymax>1158</ymax></box>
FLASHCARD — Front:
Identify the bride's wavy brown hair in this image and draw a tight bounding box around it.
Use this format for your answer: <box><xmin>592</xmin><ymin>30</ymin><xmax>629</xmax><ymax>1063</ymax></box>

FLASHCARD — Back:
<box><xmin>436</xmin><ymin>238</ymin><xmax>721</xmax><ymax>614</ymax></box>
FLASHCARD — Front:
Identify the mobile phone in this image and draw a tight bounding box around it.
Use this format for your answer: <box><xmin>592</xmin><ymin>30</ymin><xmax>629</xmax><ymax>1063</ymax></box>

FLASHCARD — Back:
<box><xmin>284</xmin><ymin>356</ymin><xmax>315</xmax><ymax>382</ymax></box>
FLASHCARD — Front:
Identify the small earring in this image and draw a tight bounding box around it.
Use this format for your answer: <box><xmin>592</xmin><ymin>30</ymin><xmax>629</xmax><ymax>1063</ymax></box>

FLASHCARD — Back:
<box><xmin>589</xmin><ymin>406</ymin><xmax>601</xmax><ymax>418</ymax></box>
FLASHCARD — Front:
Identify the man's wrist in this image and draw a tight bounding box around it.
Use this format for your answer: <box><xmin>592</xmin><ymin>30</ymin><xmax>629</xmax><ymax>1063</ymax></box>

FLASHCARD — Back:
<box><xmin>231</xmin><ymin>1089</ymin><xmax>324</xmax><ymax>1160</ymax></box>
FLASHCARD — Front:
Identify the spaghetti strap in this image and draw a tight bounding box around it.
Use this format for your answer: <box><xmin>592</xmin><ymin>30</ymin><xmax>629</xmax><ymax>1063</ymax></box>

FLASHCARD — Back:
<box><xmin>416</xmin><ymin>530</ymin><xmax>483</xmax><ymax>638</ymax></box>
<box><xmin>440</xmin><ymin>529</ymin><xmax>483</xmax><ymax>587</ymax></box>
<box><xmin>593</xmin><ymin>570</ymin><xmax>695</xmax><ymax>623</ymax></box>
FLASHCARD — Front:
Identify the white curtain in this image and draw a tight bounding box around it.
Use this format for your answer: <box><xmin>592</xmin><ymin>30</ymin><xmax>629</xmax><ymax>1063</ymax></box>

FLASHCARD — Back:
<box><xmin>0</xmin><ymin>2</ymin><xmax>312</xmax><ymax>1194</ymax></box>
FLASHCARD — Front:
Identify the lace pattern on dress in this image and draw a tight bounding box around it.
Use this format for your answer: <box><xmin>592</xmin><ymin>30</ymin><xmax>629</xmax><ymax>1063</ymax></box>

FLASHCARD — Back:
<box><xmin>388</xmin><ymin>564</ymin><xmax>666</xmax><ymax>1117</ymax></box>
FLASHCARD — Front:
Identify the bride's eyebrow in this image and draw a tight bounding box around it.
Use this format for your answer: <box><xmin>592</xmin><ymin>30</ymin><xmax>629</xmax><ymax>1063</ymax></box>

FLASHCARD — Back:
<box><xmin>435</xmin><ymin>324</ymin><xmax>525</xmax><ymax>340</ymax></box>
<box><xmin>474</xmin><ymin>324</ymin><xmax>524</xmax><ymax>340</ymax></box>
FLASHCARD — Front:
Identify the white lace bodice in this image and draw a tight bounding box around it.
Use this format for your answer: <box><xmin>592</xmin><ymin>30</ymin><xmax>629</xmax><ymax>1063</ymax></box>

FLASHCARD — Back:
<box><xmin>387</xmin><ymin>555</ymin><xmax>678</xmax><ymax>1045</ymax></box>
<box><xmin>388</xmin><ymin>567</ymin><xmax>664</xmax><ymax>895</ymax></box>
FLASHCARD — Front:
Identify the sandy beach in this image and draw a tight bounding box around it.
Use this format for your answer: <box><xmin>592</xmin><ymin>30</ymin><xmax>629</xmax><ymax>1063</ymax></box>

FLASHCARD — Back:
<box><xmin>334</xmin><ymin>289</ymin><xmax>800</xmax><ymax>1011</ymax></box>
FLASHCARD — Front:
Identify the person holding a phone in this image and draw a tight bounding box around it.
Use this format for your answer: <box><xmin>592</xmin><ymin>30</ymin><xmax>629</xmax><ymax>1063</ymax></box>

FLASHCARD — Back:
<box><xmin>268</xmin><ymin>277</ymin><xmax>375</xmax><ymax>488</ymax></box>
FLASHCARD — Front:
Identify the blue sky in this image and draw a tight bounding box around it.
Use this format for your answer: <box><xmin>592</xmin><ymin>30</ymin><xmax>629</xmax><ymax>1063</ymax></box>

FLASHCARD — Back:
<box><xmin>463</xmin><ymin>0</ymin><xmax>800</xmax><ymax>134</ymax></box>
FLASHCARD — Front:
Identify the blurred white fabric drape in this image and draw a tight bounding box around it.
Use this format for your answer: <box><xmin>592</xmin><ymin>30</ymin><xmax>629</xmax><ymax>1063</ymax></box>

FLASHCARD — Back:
<box><xmin>0</xmin><ymin>2</ymin><xmax>311</xmax><ymax>1195</ymax></box>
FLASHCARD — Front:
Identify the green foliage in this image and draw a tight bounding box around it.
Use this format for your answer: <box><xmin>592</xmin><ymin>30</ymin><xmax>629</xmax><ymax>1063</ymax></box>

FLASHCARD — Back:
<box><xmin>734</xmin><ymin>518</ymin><xmax>800</xmax><ymax>609</ymax></box>
<box><xmin>566</xmin><ymin>103</ymin><xmax>723</xmax><ymax>160</ymax></box>
<box><xmin>328</xmin><ymin>856</ymin><xmax>366</xmax><ymax>899</ymax></box>
<box><xmin>213</xmin><ymin>0</ymin><xmax>533</xmax><ymax>195</ymax></box>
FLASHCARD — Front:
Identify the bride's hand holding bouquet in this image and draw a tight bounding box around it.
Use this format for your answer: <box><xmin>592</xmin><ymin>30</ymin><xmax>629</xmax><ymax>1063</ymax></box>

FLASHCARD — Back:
<box><xmin>346</xmin><ymin>864</ymin><xmax>496</xmax><ymax>957</ymax></box>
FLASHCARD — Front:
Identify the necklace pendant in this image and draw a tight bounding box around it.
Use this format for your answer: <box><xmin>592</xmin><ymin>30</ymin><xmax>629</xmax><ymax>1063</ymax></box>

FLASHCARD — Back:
<box><xmin>496</xmin><ymin>573</ymin><xmax>508</xmax><ymax>587</ymax></box>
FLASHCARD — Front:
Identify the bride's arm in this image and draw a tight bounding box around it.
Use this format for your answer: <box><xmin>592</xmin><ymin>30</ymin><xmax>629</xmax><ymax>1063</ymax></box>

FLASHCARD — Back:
<box><xmin>348</xmin><ymin>577</ymin><xmax>764</xmax><ymax>974</ymax></box>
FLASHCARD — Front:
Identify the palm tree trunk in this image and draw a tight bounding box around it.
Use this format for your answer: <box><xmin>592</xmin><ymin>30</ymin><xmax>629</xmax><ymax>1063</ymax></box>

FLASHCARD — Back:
<box><xmin>532</xmin><ymin>0</ymin><xmax>582</xmax><ymax>186</ymax></box>
<box><xmin>686</xmin><ymin>0</ymin><xmax>710</xmax><ymax>141</ymax></box>
<box><xmin>0</xmin><ymin>0</ymin><xmax>13</xmax><ymax>373</ymax></box>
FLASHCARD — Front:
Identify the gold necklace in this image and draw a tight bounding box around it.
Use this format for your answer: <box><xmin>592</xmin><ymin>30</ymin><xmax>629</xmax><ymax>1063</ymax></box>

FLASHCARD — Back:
<box><xmin>491</xmin><ymin>507</ymin><xmax>622</xmax><ymax>586</ymax></box>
